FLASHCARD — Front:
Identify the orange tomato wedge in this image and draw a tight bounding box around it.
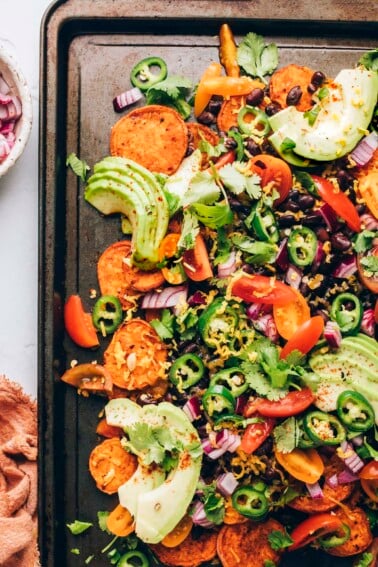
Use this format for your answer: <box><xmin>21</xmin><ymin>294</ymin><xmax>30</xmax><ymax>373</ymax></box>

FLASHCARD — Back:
<box><xmin>275</xmin><ymin>447</ymin><xmax>324</xmax><ymax>483</ymax></box>
<box><xmin>358</xmin><ymin>172</ymin><xmax>378</xmax><ymax>219</ymax></box>
<box><xmin>194</xmin><ymin>62</ymin><xmax>222</xmax><ymax>117</ymax></box>
<box><xmin>158</xmin><ymin>233</ymin><xmax>187</xmax><ymax>285</ymax></box>
<box><xmin>279</xmin><ymin>315</ymin><xmax>324</xmax><ymax>359</ymax></box>
<box><xmin>201</xmin><ymin>76</ymin><xmax>264</xmax><ymax>97</ymax></box>
<box><xmin>161</xmin><ymin>515</ymin><xmax>193</xmax><ymax>547</ymax></box>
<box><xmin>273</xmin><ymin>289</ymin><xmax>311</xmax><ymax>340</ymax></box>
<box><xmin>106</xmin><ymin>504</ymin><xmax>135</xmax><ymax>537</ymax></box>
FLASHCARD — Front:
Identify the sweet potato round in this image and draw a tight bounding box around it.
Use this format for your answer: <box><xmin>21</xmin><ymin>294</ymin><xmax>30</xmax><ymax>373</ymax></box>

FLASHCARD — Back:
<box><xmin>151</xmin><ymin>527</ymin><xmax>218</xmax><ymax>567</ymax></box>
<box><xmin>269</xmin><ymin>64</ymin><xmax>315</xmax><ymax>111</ymax></box>
<box><xmin>110</xmin><ymin>104</ymin><xmax>188</xmax><ymax>175</ymax></box>
<box><xmin>327</xmin><ymin>506</ymin><xmax>373</xmax><ymax>557</ymax></box>
<box><xmin>89</xmin><ymin>437</ymin><xmax>137</xmax><ymax>494</ymax></box>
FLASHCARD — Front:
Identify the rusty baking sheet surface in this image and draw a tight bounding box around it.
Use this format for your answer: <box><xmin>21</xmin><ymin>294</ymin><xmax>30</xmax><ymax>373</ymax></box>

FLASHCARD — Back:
<box><xmin>38</xmin><ymin>1</ymin><xmax>377</xmax><ymax>565</ymax></box>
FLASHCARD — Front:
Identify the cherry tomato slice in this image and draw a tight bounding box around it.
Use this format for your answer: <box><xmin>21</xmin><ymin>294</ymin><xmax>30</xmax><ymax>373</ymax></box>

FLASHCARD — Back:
<box><xmin>249</xmin><ymin>154</ymin><xmax>293</xmax><ymax>205</ymax></box>
<box><xmin>275</xmin><ymin>447</ymin><xmax>324</xmax><ymax>484</ymax></box>
<box><xmin>231</xmin><ymin>274</ymin><xmax>298</xmax><ymax>306</ymax></box>
<box><xmin>288</xmin><ymin>513</ymin><xmax>344</xmax><ymax>551</ymax></box>
<box><xmin>245</xmin><ymin>388</ymin><xmax>315</xmax><ymax>419</ymax></box>
<box><xmin>279</xmin><ymin>315</ymin><xmax>324</xmax><ymax>359</ymax></box>
<box><xmin>161</xmin><ymin>515</ymin><xmax>193</xmax><ymax>547</ymax></box>
<box><xmin>96</xmin><ymin>418</ymin><xmax>123</xmax><ymax>438</ymax></box>
<box><xmin>360</xmin><ymin>461</ymin><xmax>378</xmax><ymax>502</ymax></box>
<box><xmin>207</xmin><ymin>150</ymin><xmax>236</xmax><ymax>172</ymax></box>
<box><xmin>106</xmin><ymin>504</ymin><xmax>134</xmax><ymax>537</ymax></box>
<box><xmin>357</xmin><ymin>246</ymin><xmax>378</xmax><ymax>294</ymax></box>
<box><xmin>64</xmin><ymin>294</ymin><xmax>99</xmax><ymax>348</ymax></box>
<box><xmin>273</xmin><ymin>289</ymin><xmax>311</xmax><ymax>340</ymax></box>
<box><xmin>194</xmin><ymin>62</ymin><xmax>222</xmax><ymax>117</ymax></box>
<box><xmin>158</xmin><ymin>233</ymin><xmax>187</xmax><ymax>285</ymax></box>
<box><xmin>182</xmin><ymin>234</ymin><xmax>213</xmax><ymax>281</ymax></box>
<box><xmin>358</xmin><ymin>172</ymin><xmax>378</xmax><ymax>219</ymax></box>
<box><xmin>312</xmin><ymin>175</ymin><xmax>361</xmax><ymax>232</ymax></box>
<box><xmin>240</xmin><ymin>417</ymin><xmax>276</xmax><ymax>454</ymax></box>
<box><xmin>60</xmin><ymin>363</ymin><xmax>113</xmax><ymax>396</ymax></box>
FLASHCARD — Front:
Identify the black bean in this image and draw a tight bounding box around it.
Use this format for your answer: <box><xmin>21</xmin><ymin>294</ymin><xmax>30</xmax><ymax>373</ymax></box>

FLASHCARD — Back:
<box><xmin>224</xmin><ymin>137</ymin><xmax>238</xmax><ymax>150</ymax></box>
<box><xmin>254</xmin><ymin>437</ymin><xmax>273</xmax><ymax>456</ymax></box>
<box><xmin>331</xmin><ymin>232</ymin><xmax>351</xmax><ymax>251</ymax></box>
<box><xmin>197</xmin><ymin>111</ymin><xmax>216</xmax><ymax>125</ymax></box>
<box><xmin>307</xmin><ymin>83</ymin><xmax>317</xmax><ymax>94</ymax></box>
<box><xmin>337</xmin><ymin>169</ymin><xmax>354</xmax><ymax>190</ymax></box>
<box><xmin>246</xmin><ymin>88</ymin><xmax>265</xmax><ymax>106</ymax></box>
<box><xmin>297</xmin><ymin>194</ymin><xmax>315</xmax><ymax>210</ymax></box>
<box><xmin>265</xmin><ymin>102</ymin><xmax>282</xmax><ymax>116</ymax></box>
<box><xmin>316</xmin><ymin>227</ymin><xmax>330</xmax><ymax>242</ymax></box>
<box><xmin>277</xmin><ymin>214</ymin><xmax>296</xmax><ymax>227</ymax></box>
<box><xmin>299</xmin><ymin>282</ymin><xmax>310</xmax><ymax>296</ymax></box>
<box><xmin>261</xmin><ymin>467</ymin><xmax>280</xmax><ymax>482</ymax></box>
<box><xmin>207</xmin><ymin>99</ymin><xmax>222</xmax><ymax>115</ymax></box>
<box><xmin>185</xmin><ymin>144</ymin><xmax>195</xmax><ymax>157</ymax></box>
<box><xmin>356</xmin><ymin>204</ymin><xmax>367</xmax><ymax>215</ymax></box>
<box><xmin>286</xmin><ymin>85</ymin><xmax>302</xmax><ymax>106</ymax></box>
<box><xmin>245</xmin><ymin>138</ymin><xmax>260</xmax><ymax>155</ymax></box>
<box><xmin>302</xmin><ymin>212</ymin><xmax>323</xmax><ymax>227</ymax></box>
<box><xmin>311</xmin><ymin>71</ymin><xmax>326</xmax><ymax>87</ymax></box>
<box><xmin>285</xmin><ymin>200</ymin><xmax>300</xmax><ymax>213</ymax></box>
<box><xmin>288</xmin><ymin>189</ymin><xmax>300</xmax><ymax>201</ymax></box>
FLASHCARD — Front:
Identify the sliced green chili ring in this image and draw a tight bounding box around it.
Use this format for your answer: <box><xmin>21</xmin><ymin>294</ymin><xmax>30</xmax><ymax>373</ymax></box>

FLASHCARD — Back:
<box><xmin>231</xmin><ymin>485</ymin><xmax>269</xmax><ymax>519</ymax></box>
<box><xmin>297</xmin><ymin>418</ymin><xmax>320</xmax><ymax>449</ymax></box>
<box><xmin>198</xmin><ymin>297</ymin><xmax>239</xmax><ymax>349</ymax></box>
<box><xmin>92</xmin><ymin>295</ymin><xmax>123</xmax><ymax>335</ymax></box>
<box><xmin>303</xmin><ymin>411</ymin><xmax>346</xmax><ymax>446</ymax></box>
<box><xmin>202</xmin><ymin>384</ymin><xmax>236</xmax><ymax>417</ymax></box>
<box><xmin>287</xmin><ymin>227</ymin><xmax>318</xmax><ymax>267</ymax></box>
<box><xmin>336</xmin><ymin>390</ymin><xmax>375</xmax><ymax>432</ymax></box>
<box><xmin>169</xmin><ymin>353</ymin><xmax>205</xmax><ymax>391</ymax></box>
<box><xmin>330</xmin><ymin>293</ymin><xmax>362</xmax><ymax>334</ymax></box>
<box><xmin>117</xmin><ymin>550</ymin><xmax>149</xmax><ymax>567</ymax></box>
<box><xmin>210</xmin><ymin>367</ymin><xmax>248</xmax><ymax>398</ymax></box>
<box><xmin>318</xmin><ymin>523</ymin><xmax>351</xmax><ymax>549</ymax></box>
<box><xmin>130</xmin><ymin>56</ymin><xmax>168</xmax><ymax>91</ymax></box>
<box><xmin>248</xmin><ymin>203</ymin><xmax>279</xmax><ymax>243</ymax></box>
<box><xmin>237</xmin><ymin>105</ymin><xmax>270</xmax><ymax>137</ymax></box>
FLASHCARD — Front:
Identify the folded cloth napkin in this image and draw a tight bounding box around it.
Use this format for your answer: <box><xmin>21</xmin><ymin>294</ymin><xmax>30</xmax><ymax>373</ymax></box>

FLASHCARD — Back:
<box><xmin>0</xmin><ymin>375</ymin><xmax>40</xmax><ymax>567</ymax></box>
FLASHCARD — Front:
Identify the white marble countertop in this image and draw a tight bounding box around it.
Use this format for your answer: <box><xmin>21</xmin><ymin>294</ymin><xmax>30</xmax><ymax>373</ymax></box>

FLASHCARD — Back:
<box><xmin>0</xmin><ymin>0</ymin><xmax>52</xmax><ymax>397</ymax></box>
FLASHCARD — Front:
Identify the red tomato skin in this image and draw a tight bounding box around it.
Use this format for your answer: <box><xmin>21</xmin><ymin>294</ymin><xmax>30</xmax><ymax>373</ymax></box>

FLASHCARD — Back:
<box><xmin>64</xmin><ymin>294</ymin><xmax>99</xmax><ymax>348</ymax></box>
<box><xmin>312</xmin><ymin>175</ymin><xmax>361</xmax><ymax>232</ymax></box>
<box><xmin>245</xmin><ymin>388</ymin><xmax>315</xmax><ymax>418</ymax></box>
<box><xmin>279</xmin><ymin>316</ymin><xmax>324</xmax><ymax>359</ymax></box>
<box><xmin>231</xmin><ymin>274</ymin><xmax>298</xmax><ymax>306</ymax></box>
<box><xmin>360</xmin><ymin>461</ymin><xmax>378</xmax><ymax>480</ymax></box>
<box><xmin>239</xmin><ymin>417</ymin><xmax>276</xmax><ymax>454</ymax></box>
<box><xmin>209</xmin><ymin>150</ymin><xmax>236</xmax><ymax>171</ymax></box>
<box><xmin>249</xmin><ymin>154</ymin><xmax>292</xmax><ymax>205</ymax></box>
<box><xmin>182</xmin><ymin>234</ymin><xmax>213</xmax><ymax>281</ymax></box>
<box><xmin>289</xmin><ymin>514</ymin><xmax>344</xmax><ymax>551</ymax></box>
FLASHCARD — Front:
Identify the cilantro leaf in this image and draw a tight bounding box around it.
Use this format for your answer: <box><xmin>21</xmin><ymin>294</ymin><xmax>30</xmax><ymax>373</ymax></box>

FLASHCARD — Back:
<box><xmin>190</xmin><ymin>201</ymin><xmax>233</xmax><ymax>229</ymax></box>
<box><xmin>359</xmin><ymin>48</ymin><xmax>378</xmax><ymax>71</ymax></box>
<box><xmin>218</xmin><ymin>162</ymin><xmax>262</xmax><ymax>199</ymax></box>
<box><xmin>268</xmin><ymin>529</ymin><xmax>293</xmax><ymax>551</ymax></box>
<box><xmin>237</xmin><ymin>32</ymin><xmax>278</xmax><ymax>83</ymax></box>
<box><xmin>231</xmin><ymin>234</ymin><xmax>277</xmax><ymax>264</ymax></box>
<box><xmin>177</xmin><ymin>209</ymin><xmax>200</xmax><ymax>251</ymax></box>
<box><xmin>66</xmin><ymin>520</ymin><xmax>93</xmax><ymax>535</ymax></box>
<box><xmin>146</xmin><ymin>76</ymin><xmax>193</xmax><ymax>118</ymax></box>
<box><xmin>97</xmin><ymin>511</ymin><xmax>111</xmax><ymax>533</ymax></box>
<box><xmin>201</xmin><ymin>484</ymin><xmax>225</xmax><ymax>525</ymax></box>
<box><xmin>181</xmin><ymin>171</ymin><xmax>220</xmax><ymax>207</ymax></box>
<box><xmin>272</xmin><ymin>486</ymin><xmax>299</xmax><ymax>509</ymax></box>
<box><xmin>241</xmin><ymin>360</ymin><xmax>289</xmax><ymax>401</ymax></box>
<box><xmin>353</xmin><ymin>230</ymin><xmax>378</xmax><ymax>254</ymax></box>
<box><xmin>150</xmin><ymin>309</ymin><xmax>175</xmax><ymax>340</ymax></box>
<box><xmin>66</xmin><ymin>152</ymin><xmax>90</xmax><ymax>182</ymax></box>
<box><xmin>273</xmin><ymin>417</ymin><xmax>299</xmax><ymax>453</ymax></box>
<box><xmin>214</xmin><ymin>227</ymin><xmax>232</xmax><ymax>266</ymax></box>
<box><xmin>361</xmin><ymin>254</ymin><xmax>378</xmax><ymax>275</ymax></box>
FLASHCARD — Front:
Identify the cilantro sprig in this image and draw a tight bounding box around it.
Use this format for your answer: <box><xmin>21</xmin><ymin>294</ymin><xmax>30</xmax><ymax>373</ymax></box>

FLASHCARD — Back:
<box><xmin>237</xmin><ymin>32</ymin><xmax>278</xmax><ymax>83</ymax></box>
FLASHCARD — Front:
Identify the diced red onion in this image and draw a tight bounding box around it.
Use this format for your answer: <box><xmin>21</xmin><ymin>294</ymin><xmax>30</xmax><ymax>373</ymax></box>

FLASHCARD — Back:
<box><xmin>285</xmin><ymin>264</ymin><xmax>302</xmax><ymax>289</ymax></box>
<box><xmin>275</xmin><ymin>237</ymin><xmax>289</xmax><ymax>271</ymax></box>
<box><xmin>182</xmin><ymin>396</ymin><xmax>201</xmax><ymax>422</ymax></box>
<box><xmin>141</xmin><ymin>284</ymin><xmax>188</xmax><ymax>309</ymax></box>
<box><xmin>337</xmin><ymin>468</ymin><xmax>360</xmax><ymax>484</ymax></box>
<box><xmin>113</xmin><ymin>87</ymin><xmax>143</xmax><ymax>112</ymax></box>
<box><xmin>332</xmin><ymin>254</ymin><xmax>357</xmax><ymax>278</ymax></box>
<box><xmin>188</xmin><ymin>290</ymin><xmax>206</xmax><ymax>306</ymax></box>
<box><xmin>191</xmin><ymin>500</ymin><xmax>215</xmax><ymax>528</ymax></box>
<box><xmin>360</xmin><ymin>308</ymin><xmax>375</xmax><ymax>337</ymax></box>
<box><xmin>253</xmin><ymin>313</ymin><xmax>279</xmax><ymax>343</ymax></box>
<box><xmin>360</xmin><ymin>213</ymin><xmax>378</xmax><ymax>231</ymax></box>
<box><xmin>318</xmin><ymin>203</ymin><xmax>339</xmax><ymax>231</ymax></box>
<box><xmin>326</xmin><ymin>473</ymin><xmax>339</xmax><ymax>488</ymax></box>
<box><xmin>217</xmin><ymin>250</ymin><xmax>237</xmax><ymax>278</ymax></box>
<box><xmin>202</xmin><ymin>429</ymin><xmax>241</xmax><ymax>459</ymax></box>
<box><xmin>312</xmin><ymin>241</ymin><xmax>325</xmax><ymax>271</ymax></box>
<box><xmin>235</xmin><ymin>395</ymin><xmax>248</xmax><ymax>415</ymax></box>
<box><xmin>246</xmin><ymin>303</ymin><xmax>262</xmax><ymax>321</ymax></box>
<box><xmin>324</xmin><ymin>320</ymin><xmax>342</xmax><ymax>348</ymax></box>
<box><xmin>216</xmin><ymin>472</ymin><xmax>239</xmax><ymax>497</ymax></box>
<box><xmin>339</xmin><ymin>441</ymin><xmax>365</xmax><ymax>473</ymax></box>
<box><xmin>350</xmin><ymin>131</ymin><xmax>378</xmax><ymax>167</ymax></box>
<box><xmin>305</xmin><ymin>481</ymin><xmax>324</xmax><ymax>499</ymax></box>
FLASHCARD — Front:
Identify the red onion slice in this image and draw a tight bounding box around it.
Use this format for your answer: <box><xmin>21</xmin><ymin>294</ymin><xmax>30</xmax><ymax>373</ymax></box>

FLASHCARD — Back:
<box><xmin>217</xmin><ymin>250</ymin><xmax>237</xmax><ymax>278</ymax></box>
<box><xmin>275</xmin><ymin>237</ymin><xmax>289</xmax><ymax>271</ymax></box>
<box><xmin>113</xmin><ymin>87</ymin><xmax>143</xmax><ymax>112</ymax></box>
<box><xmin>182</xmin><ymin>396</ymin><xmax>201</xmax><ymax>422</ymax></box>
<box><xmin>318</xmin><ymin>203</ymin><xmax>339</xmax><ymax>231</ymax></box>
<box><xmin>191</xmin><ymin>500</ymin><xmax>215</xmax><ymax>528</ymax></box>
<box><xmin>360</xmin><ymin>308</ymin><xmax>375</xmax><ymax>337</ymax></box>
<box><xmin>350</xmin><ymin>132</ymin><xmax>378</xmax><ymax>167</ymax></box>
<box><xmin>216</xmin><ymin>472</ymin><xmax>239</xmax><ymax>497</ymax></box>
<box><xmin>324</xmin><ymin>320</ymin><xmax>342</xmax><ymax>348</ymax></box>
<box><xmin>360</xmin><ymin>213</ymin><xmax>378</xmax><ymax>231</ymax></box>
<box><xmin>253</xmin><ymin>313</ymin><xmax>279</xmax><ymax>343</ymax></box>
<box><xmin>141</xmin><ymin>284</ymin><xmax>188</xmax><ymax>309</ymax></box>
<box><xmin>326</xmin><ymin>473</ymin><xmax>339</xmax><ymax>488</ymax></box>
<box><xmin>339</xmin><ymin>441</ymin><xmax>365</xmax><ymax>473</ymax></box>
<box><xmin>337</xmin><ymin>468</ymin><xmax>360</xmax><ymax>484</ymax></box>
<box><xmin>285</xmin><ymin>264</ymin><xmax>302</xmax><ymax>289</ymax></box>
<box><xmin>332</xmin><ymin>254</ymin><xmax>357</xmax><ymax>278</ymax></box>
<box><xmin>305</xmin><ymin>481</ymin><xmax>324</xmax><ymax>499</ymax></box>
<box><xmin>312</xmin><ymin>241</ymin><xmax>325</xmax><ymax>271</ymax></box>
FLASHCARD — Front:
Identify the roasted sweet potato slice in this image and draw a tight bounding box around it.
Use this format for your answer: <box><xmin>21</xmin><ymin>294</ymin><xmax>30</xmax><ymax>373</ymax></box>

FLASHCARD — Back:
<box><xmin>96</xmin><ymin>418</ymin><xmax>123</xmax><ymax>438</ymax></box>
<box><xmin>327</xmin><ymin>506</ymin><xmax>373</xmax><ymax>557</ymax></box>
<box><xmin>217</xmin><ymin>518</ymin><xmax>285</xmax><ymax>566</ymax></box>
<box><xmin>151</xmin><ymin>527</ymin><xmax>218</xmax><ymax>567</ymax></box>
<box><xmin>88</xmin><ymin>437</ymin><xmax>137</xmax><ymax>495</ymax></box>
<box><xmin>217</xmin><ymin>95</ymin><xmax>246</xmax><ymax>133</ymax></box>
<box><xmin>104</xmin><ymin>318</ymin><xmax>168</xmax><ymax>390</ymax></box>
<box><xmin>110</xmin><ymin>104</ymin><xmax>188</xmax><ymax>175</ymax></box>
<box><xmin>289</xmin><ymin>454</ymin><xmax>353</xmax><ymax>513</ymax></box>
<box><xmin>269</xmin><ymin>64</ymin><xmax>315</xmax><ymax>112</ymax></box>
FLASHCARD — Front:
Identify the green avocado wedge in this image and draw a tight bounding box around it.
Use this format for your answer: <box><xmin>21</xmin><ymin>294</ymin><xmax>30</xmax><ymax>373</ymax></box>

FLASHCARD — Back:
<box><xmin>84</xmin><ymin>156</ymin><xmax>169</xmax><ymax>271</ymax></box>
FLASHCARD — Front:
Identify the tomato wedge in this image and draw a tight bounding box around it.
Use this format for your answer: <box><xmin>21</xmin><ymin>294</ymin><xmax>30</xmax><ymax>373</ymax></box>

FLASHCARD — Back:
<box><xmin>312</xmin><ymin>175</ymin><xmax>361</xmax><ymax>232</ymax></box>
<box><xmin>106</xmin><ymin>504</ymin><xmax>134</xmax><ymax>537</ymax></box>
<box><xmin>249</xmin><ymin>154</ymin><xmax>293</xmax><ymax>205</ymax></box>
<box><xmin>158</xmin><ymin>233</ymin><xmax>187</xmax><ymax>285</ymax></box>
<box><xmin>273</xmin><ymin>289</ymin><xmax>311</xmax><ymax>340</ymax></box>
<box><xmin>275</xmin><ymin>447</ymin><xmax>324</xmax><ymax>484</ymax></box>
<box><xmin>288</xmin><ymin>513</ymin><xmax>345</xmax><ymax>551</ymax></box>
<box><xmin>240</xmin><ymin>417</ymin><xmax>276</xmax><ymax>454</ymax></box>
<box><xmin>231</xmin><ymin>274</ymin><xmax>298</xmax><ymax>306</ymax></box>
<box><xmin>194</xmin><ymin>62</ymin><xmax>222</xmax><ymax>117</ymax></box>
<box><xmin>201</xmin><ymin>75</ymin><xmax>265</xmax><ymax>97</ymax></box>
<box><xmin>359</xmin><ymin>461</ymin><xmax>378</xmax><ymax>503</ymax></box>
<box><xmin>161</xmin><ymin>515</ymin><xmax>193</xmax><ymax>547</ymax></box>
<box><xmin>207</xmin><ymin>150</ymin><xmax>236</xmax><ymax>172</ymax></box>
<box><xmin>182</xmin><ymin>233</ymin><xmax>213</xmax><ymax>281</ymax></box>
<box><xmin>64</xmin><ymin>294</ymin><xmax>99</xmax><ymax>348</ymax></box>
<box><xmin>60</xmin><ymin>363</ymin><xmax>113</xmax><ymax>396</ymax></box>
<box><xmin>279</xmin><ymin>315</ymin><xmax>324</xmax><ymax>359</ymax></box>
<box><xmin>245</xmin><ymin>388</ymin><xmax>315</xmax><ymax>418</ymax></box>
<box><xmin>358</xmin><ymin>172</ymin><xmax>378</xmax><ymax>219</ymax></box>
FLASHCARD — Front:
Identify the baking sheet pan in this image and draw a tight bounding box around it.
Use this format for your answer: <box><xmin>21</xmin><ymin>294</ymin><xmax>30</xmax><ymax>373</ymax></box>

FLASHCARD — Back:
<box><xmin>38</xmin><ymin>1</ymin><xmax>377</xmax><ymax>565</ymax></box>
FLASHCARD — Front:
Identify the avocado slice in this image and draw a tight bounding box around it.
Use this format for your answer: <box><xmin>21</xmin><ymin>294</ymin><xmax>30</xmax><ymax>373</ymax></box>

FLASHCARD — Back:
<box><xmin>85</xmin><ymin>157</ymin><xmax>169</xmax><ymax>270</ymax></box>
<box><xmin>118</xmin><ymin>465</ymin><xmax>165</xmax><ymax>517</ymax></box>
<box><xmin>269</xmin><ymin>68</ymin><xmax>378</xmax><ymax>161</ymax></box>
<box><xmin>105</xmin><ymin>397</ymin><xmax>141</xmax><ymax>428</ymax></box>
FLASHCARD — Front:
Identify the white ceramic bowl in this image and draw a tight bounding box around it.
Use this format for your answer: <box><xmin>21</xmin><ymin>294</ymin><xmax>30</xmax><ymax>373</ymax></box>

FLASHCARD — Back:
<box><xmin>0</xmin><ymin>42</ymin><xmax>33</xmax><ymax>178</ymax></box>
